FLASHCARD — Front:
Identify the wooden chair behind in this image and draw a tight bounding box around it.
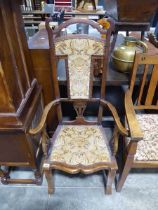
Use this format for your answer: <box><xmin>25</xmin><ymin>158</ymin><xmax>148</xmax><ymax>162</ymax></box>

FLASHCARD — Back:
<box><xmin>116</xmin><ymin>53</ymin><xmax>158</xmax><ymax>192</ymax></box>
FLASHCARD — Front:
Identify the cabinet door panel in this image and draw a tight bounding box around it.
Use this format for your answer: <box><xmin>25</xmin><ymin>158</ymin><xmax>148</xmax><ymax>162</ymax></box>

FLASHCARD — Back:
<box><xmin>0</xmin><ymin>62</ymin><xmax>15</xmax><ymax>112</ymax></box>
<box><xmin>0</xmin><ymin>133</ymin><xmax>30</xmax><ymax>164</ymax></box>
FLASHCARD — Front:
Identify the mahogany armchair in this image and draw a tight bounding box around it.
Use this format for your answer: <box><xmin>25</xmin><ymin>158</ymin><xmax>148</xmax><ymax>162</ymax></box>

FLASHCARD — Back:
<box><xmin>116</xmin><ymin>53</ymin><xmax>158</xmax><ymax>192</ymax></box>
<box><xmin>29</xmin><ymin>18</ymin><xmax>128</xmax><ymax>195</ymax></box>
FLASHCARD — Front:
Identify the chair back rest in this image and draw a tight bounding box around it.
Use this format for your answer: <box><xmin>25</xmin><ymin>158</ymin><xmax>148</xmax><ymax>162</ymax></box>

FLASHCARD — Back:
<box><xmin>55</xmin><ymin>36</ymin><xmax>105</xmax><ymax>99</ymax></box>
<box><xmin>130</xmin><ymin>53</ymin><xmax>158</xmax><ymax>110</ymax></box>
<box><xmin>46</xmin><ymin>18</ymin><xmax>113</xmax><ymax>99</ymax></box>
<box><xmin>46</xmin><ymin>18</ymin><xmax>114</xmax><ymax>123</ymax></box>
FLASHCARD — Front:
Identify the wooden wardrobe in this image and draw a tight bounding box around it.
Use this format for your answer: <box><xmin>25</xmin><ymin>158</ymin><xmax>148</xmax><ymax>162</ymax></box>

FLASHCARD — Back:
<box><xmin>0</xmin><ymin>0</ymin><xmax>43</xmax><ymax>184</ymax></box>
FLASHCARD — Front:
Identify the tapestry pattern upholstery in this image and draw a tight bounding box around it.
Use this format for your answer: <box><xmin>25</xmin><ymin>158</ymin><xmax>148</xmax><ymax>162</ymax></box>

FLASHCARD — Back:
<box><xmin>55</xmin><ymin>38</ymin><xmax>104</xmax><ymax>99</ymax></box>
<box><xmin>50</xmin><ymin>125</ymin><xmax>111</xmax><ymax>165</ymax></box>
<box><xmin>126</xmin><ymin>114</ymin><xmax>158</xmax><ymax>161</ymax></box>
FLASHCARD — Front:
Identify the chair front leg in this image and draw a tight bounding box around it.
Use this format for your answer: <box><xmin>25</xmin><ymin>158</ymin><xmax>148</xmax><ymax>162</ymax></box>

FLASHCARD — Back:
<box><xmin>45</xmin><ymin>169</ymin><xmax>54</xmax><ymax>195</ymax></box>
<box><xmin>116</xmin><ymin>141</ymin><xmax>137</xmax><ymax>192</ymax></box>
<box><xmin>105</xmin><ymin>169</ymin><xmax>116</xmax><ymax>195</ymax></box>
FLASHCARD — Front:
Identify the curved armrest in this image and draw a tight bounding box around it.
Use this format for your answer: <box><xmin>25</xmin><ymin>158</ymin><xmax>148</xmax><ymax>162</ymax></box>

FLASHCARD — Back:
<box><xmin>29</xmin><ymin>99</ymin><xmax>60</xmax><ymax>135</ymax></box>
<box><xmin>100</xmin><ymin>99</ymin><xmax>128</xmax><ymax>136</ymax></box>
<box><xmin>125</xmin><ymin>90</ymin><xmax>143</xmax><ymax>140</ymax></box>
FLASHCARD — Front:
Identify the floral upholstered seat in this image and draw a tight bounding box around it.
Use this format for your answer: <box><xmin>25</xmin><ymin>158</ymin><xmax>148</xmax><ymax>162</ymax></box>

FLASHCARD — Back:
<box><xmin>133</xmin><ymin>114</ymin><xmax>158</xmax><ymax>161</ymax></box>
<box><xmin>50</xmin><ymin>125</ymin><xmax>111</xmax><ymax>166</ymax></box>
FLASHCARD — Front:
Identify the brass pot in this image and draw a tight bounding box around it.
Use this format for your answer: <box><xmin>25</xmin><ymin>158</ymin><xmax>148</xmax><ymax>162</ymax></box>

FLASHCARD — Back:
<box><xmin>111</xmin><ymin>36</ymin><xmax>148</xmax><ymax>73</ymax></box>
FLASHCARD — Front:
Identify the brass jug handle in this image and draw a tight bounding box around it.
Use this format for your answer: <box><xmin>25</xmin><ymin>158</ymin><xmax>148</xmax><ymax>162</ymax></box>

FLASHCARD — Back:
<box><xmin>136</xmin><ymin>40</ymin><xmax>148</xmax><ymax>53</ymax></box>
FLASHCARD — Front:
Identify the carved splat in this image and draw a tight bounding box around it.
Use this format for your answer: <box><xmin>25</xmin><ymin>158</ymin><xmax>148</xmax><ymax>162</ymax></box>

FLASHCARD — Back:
<box><xmin>73</xmin><ymin>102</ymin><xmax>87</xmax><ymax>119</ymax></box>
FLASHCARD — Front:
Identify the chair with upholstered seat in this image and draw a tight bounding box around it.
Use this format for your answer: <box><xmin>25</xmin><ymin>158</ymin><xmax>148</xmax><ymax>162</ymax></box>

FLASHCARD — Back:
<box><xmin>116</xmin><ymin>53</ymin><xmax>158</xmax><ymax>192</ymax></box>
<box><xmin>29</xmin><ymin>18</ymin><xmax>128</xmax><ymax>195</ymax></box>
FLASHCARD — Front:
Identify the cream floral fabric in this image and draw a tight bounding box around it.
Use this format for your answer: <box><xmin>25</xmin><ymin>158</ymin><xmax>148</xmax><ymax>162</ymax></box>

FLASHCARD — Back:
<box><xmin>127</xmin><ymin>114</ymin><xmax>158</xmax><ymax>161</ymax></box>
<box><xmin>50</xmin><ymin>125</ymin><xmax>111</xmax><ymax>165</ymax></box>
<box><xmin>55</xmin><ymin>38</ymin><xmax>104</xmax><ymax>99</ymax></box>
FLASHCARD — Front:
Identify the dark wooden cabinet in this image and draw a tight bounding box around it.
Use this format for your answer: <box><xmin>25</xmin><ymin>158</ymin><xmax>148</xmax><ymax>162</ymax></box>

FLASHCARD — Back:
<box><xmin>104</xmin><ymin>0</ymin><xmax>158</xmax><ymax>22</ymax></box>
<box><xmin>0</xmin><ymin>0</ymin><xmax>43</xmax><ymax>184</ymax></box>
<box><xmin>104</xmin><ymin>0</ymin><xmax>158</xmax><ymax>46</ymax></box>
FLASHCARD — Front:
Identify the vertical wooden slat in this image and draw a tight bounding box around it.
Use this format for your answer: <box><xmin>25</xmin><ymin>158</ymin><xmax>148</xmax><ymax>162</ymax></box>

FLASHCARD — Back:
<box><xmin>98</xmin><ymin>18</ymin><xmax>113</xmax><ymax>123</ymax></box>
<box><xmin>129</xmin><ymin>53</ymin><xmax>139</xmax><ymax>94</ymax></box>
<box><xmin>145</xmin><ymin>64</ymin><xmax>158</xmax><ymax>105</ymax></box>
<box><xmin>137</xmin><ymin>64</ymin><xmax>149</xmax><ymax>105</ymax></box>
<box><xmin>46</xmin><ymin>20</ymin><xmax>63</xmax><ymax>123</ymax></box>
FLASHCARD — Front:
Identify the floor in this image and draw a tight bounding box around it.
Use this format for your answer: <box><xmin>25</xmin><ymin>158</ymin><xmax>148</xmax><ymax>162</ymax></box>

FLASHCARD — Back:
<box><xmin>0</xmin><ymin>169</ymin><xmax>158</xmax><ymax>210</ymax></box>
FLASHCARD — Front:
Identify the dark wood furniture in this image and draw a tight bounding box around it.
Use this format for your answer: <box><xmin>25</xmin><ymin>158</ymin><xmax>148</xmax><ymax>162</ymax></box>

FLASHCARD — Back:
<box><xmin>0</xmin><ymin>0</ymin><xmax>43</xmax><ymax>184</ymax></box>
<box><xmin>104</xmin><ymin>0</ymin><xmax>158</xmax><ymax>22</ymax></box>
<box><xmin>104</xmin><ymin>0</ymin><xmax>158</xmax><ymax>50</ymax></box>
<box><xmin>29</xmin><ymin>18</ymin><xmax>129</xmax><ymax>195</ymax></box>
<box><xmin>115</xmin><ymin>53</ymin><xmax>158</xmax><ymax>191</ymax></box>
<box><xmin>110</xmin><ymin>22</ymin><xmax>150</xmax><ymax>52</ymax></box>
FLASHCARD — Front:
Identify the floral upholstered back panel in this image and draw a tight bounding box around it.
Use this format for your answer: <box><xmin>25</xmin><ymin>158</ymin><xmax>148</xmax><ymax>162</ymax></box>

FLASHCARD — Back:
<box><xmin>55</xmin><ymin>38</ymin><xmax>104</xmax><ymax>99</ymax></box>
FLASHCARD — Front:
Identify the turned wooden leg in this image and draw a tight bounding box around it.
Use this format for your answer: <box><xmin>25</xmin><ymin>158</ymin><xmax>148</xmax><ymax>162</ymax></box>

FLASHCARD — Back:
<box><xmin>141</xmin><ymin>31</ymin><xmax>145</xmax><ymax>40</ymax></box>
<box><xmin>0</xmin><ymin>167</ymin><xmax>42</xmax><ymax>185</ymax></box>
<box><xmin>0</xmin><ymin>170</ymin><xmax>8</xmax><ymax>185</ymax></box>
<box><xmin>0</xmin><ymin>166</ymin><xmax>10</xmax><ymax>184</ymax></box>
<box><xmin>0</xmin><ymin>168</ymin><xmax>3</xmax><ymax>177</ymax></box>
<box><xmin>34</xmin><ymin>169</ymin><xmax>42</xmax><ymax>185</ymax></box>
<box><xmin>45</xmin><ymin>169</ymin><xmax>54</xmax><ymax>195</ymax></box>
<box><xmin>105</xmin><ymin>169</ymin><xmax>116</xmax><ymax>195</ymax></box>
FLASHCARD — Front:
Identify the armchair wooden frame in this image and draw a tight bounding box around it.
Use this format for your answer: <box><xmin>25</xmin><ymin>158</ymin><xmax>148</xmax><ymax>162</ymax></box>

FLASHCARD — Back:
<box><xmin>116</xmin><ymin>53</ymin><xmax>158</xmax><ymax>192</ymax></box>
<box><xmin>29</xmin><ymin>18</ymin><xmax>128</xmax><ymax>195</ymax></box>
